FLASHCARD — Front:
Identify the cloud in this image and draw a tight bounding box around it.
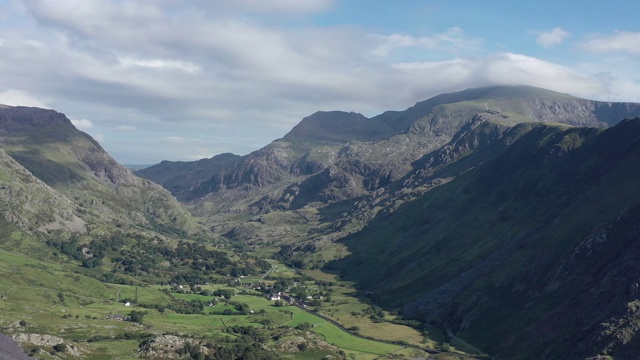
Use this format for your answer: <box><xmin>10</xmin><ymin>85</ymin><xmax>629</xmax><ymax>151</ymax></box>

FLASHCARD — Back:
<box><xmin>201</xmin><ymin>0</ymin><xmax>335</xmax><ymax>15</ymax></box>
<box><xmin>2</xmin><ymin>1</ymin><xmax>636</xmax><ymax>163</ymax></box>
<box><xmin>371</xmin><ymin>27</ymin><xmax>482</xmax><ymax>57</ymax></box>
<box><xmin>70</xmin><ymin>118</ymin><xmax>94</xmax><ymax>131</ymax></box>
<box><xmin>164</xmin><ymin>136</ymin><xmax>205</xmax><ymax>144</ymax></box>
<box><xmin>118</xmin><ymin>57</ymin><xmax>201</xmax><ymax>74</ymax></box>
<box><xmin>0</xmin><ymin>89</ymin><xmax>49</xmax><ymax>108</ymax></box>
<box><xmin>116</xmin><ymin>125</ymin><xmax>137</xmax><ymax>131</ymax></box>
<box><xmin>533</xmin><ymin>27</ymin><xmax>569</xmax><ymax>47</ymax></box>
<box><xmin>392</xmin><ymin>53</ymin><xmax>606</xmax><ymax>100</ymax></box>
<box><xmin>581</xmin><ymin>31</ymin><xmax>640</xmax><ymax>54</ymax></box>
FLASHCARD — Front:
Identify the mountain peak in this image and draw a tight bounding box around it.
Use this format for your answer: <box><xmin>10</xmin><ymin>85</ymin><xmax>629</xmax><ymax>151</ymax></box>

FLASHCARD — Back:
<box><xmin>283</xmin><ymin>111</ymin><xmax>375</xmax><ymax>142</ymax></box>
<box><xmin>0</xmin><ymin>106</ymin><xmax>79</xmax><ymax>141</ymax></box>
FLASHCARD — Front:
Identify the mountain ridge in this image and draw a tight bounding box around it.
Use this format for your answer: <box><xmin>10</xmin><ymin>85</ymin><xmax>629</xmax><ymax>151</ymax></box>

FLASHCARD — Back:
<box><xmin>137</xmin><ymin>85</ymin><xmax>640</xmax><ymax>239</ymax></box>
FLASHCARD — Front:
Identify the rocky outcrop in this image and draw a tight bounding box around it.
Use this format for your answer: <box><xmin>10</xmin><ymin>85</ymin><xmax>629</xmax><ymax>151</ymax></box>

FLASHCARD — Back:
<box><xmin>12</xmin><ymin>333</ymin><xmax>85</xmax><ymax>357</ymax></box>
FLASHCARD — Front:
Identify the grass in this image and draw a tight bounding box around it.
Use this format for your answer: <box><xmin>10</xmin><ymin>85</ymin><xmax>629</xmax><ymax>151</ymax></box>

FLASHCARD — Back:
<box><xmin>0</xmin><ymin>240</ymin><xmax>473</xmax><ymax>360</ymax></box>
<box><xmin>311</xmin><ymin>321</ymin><xmax>400</xmax><ymax>354</ymax></box>
<box><xmin>283</xmin><ymin>309</ymin><xmax>401</xmax><ymax>355</ymax></box>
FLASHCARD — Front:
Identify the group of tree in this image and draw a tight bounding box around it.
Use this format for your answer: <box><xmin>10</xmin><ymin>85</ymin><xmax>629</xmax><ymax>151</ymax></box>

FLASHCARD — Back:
<box><xmin>46</xmin><ymin>232</ymin><xmax>270</xmax><ymax>285</ymax></box>
<box><xmin>363</xmin><ymin>305</ymin><xmax>385</xmax><ymax>321</ymax></box>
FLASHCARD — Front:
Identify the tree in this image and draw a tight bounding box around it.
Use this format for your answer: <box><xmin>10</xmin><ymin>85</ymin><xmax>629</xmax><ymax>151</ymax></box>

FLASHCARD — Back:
<box><xmin>295</xmin><ymin>322</ymin><xmax>312</xmax><ymax>330</ymax></box>
<box><xmin>82</xmin><ymin>257</ymin><xmax>101</xmax><ymax>268</ymax></box>
<box><xmin>53</xmin><ymin>343</ymin><xmax>66</xmax><ymax>352</ymax></box>
<box><xmin>129</xmin><ymin>310</ymin><xmax>147</xmax><ymax>324</ymax></box>
<box><xmin>234</xmin><ymin>303</ymin><xmax>250</xmax><ymax>314</ymax></box>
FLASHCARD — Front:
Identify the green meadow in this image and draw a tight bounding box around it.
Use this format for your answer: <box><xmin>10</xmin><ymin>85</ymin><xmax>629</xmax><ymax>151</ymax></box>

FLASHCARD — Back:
<box><xmin>0</xmin><ymin>234</ymin><xmax>472</xmax><ymax>358</ymax></box>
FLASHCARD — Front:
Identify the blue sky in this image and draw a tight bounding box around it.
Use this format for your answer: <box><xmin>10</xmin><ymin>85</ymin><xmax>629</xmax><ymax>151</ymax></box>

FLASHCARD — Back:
<box><xmin>0</xmin><ymin>0</ymin><xmax>639</xmax><ymax>164</ymax></box>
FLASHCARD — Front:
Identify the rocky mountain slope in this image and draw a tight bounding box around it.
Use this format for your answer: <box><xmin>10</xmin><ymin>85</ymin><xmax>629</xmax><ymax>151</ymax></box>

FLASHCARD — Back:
<box><xmin>0</xmin><ymin>148</ymin><xmax>85</xmax><ymax>235</ymax></box>
<box><xmin>138</xmin><ymin>85</ymin><xmax>640</xmax><ymax>247</ymax></box>
<box><xmin>0</xmin><ymin>105</ymin><xmax>199</xmax><ymax>238</ymax></box>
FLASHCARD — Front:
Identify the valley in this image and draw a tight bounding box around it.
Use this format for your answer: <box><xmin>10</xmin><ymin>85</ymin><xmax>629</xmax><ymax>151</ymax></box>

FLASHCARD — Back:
<box><xmin>2</xmin><ymin>85</ymin><xmax>640</xmax><ymax>359</ymax></box>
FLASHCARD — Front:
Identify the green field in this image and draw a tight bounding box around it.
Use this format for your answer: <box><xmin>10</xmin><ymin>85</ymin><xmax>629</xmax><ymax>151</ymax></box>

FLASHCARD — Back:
<box><xmin>169</xmin><ymin>290</ymin><xmax>403</xmax><ymax>355</ymax></box>
<box><xmin>0</xmin><ymin>234</ymin><xmax>477</xmax><ymax>359</ymax></box>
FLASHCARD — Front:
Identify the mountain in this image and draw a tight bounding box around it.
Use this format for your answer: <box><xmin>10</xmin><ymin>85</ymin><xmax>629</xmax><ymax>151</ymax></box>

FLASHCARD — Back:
<box><xmin>0</xmin><ymin>105</ymin><xmax>199</xmax><ymax>237</ymax></box>
<box><xmin>137</xmin><ymin>85</ymin><xmax>640</xmax><ymax>246</ymax></box>
<box><xmin>137</xmin><ymin>85</ymin><xmax>640</xmax><ymax>358</ymax></box>
<box><xmin>326</xmin><ymin>118</ymin><xmax>640</xmax><ymax>359</ymax></box>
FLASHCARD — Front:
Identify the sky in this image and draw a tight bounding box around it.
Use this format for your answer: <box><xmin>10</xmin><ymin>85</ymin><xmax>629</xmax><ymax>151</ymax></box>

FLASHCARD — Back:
<box><xmin>1</xmin><ymin>0</ymin><xmax>640</xmax><ymax>164</ymax></box>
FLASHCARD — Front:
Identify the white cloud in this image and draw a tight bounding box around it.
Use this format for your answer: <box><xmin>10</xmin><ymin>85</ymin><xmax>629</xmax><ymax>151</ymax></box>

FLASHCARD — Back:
<box><xmin>581</xmin><ymin>31</ymin><xmax>640</xmax><ymax>54</ymax></box>
<box><xmin>164</xmin><ymin>136</ymin><xmax>204</xmax><ymax>144</ymax></box>
<box><xmin>70</xmin><ymin>118</ymin><xmax>94</xmax><ymax>131</ymax></box>
<box><xmin>116</xmin><ymin>125</ymin><xmax>137</xmax><ymax>131</ymax></box>
<box><xmin>371</xmin><ymin>27</ymin><xmax>481</xmax><ymax>57</ymax></box>
<box><xmin>0</xmin><ymin>89</ymin><xmax>49</xmax><ymax>108</ymax></box>
<box><xmin>392</xmin><ymin>53</ymin><xmax>606</xmax><ymax>100</ymax></box>
<box><xmin>2</xmin><ymin>1</ymin><xmax>637</xmax><ymax>163</ymax></box>
<box><xmin>118</xmin><ymin>57</ymin><xmax>201</xmax><ymax>74</ymax></box>
<box><xmin>204</xmin><ymin>0</ymin><xmax>335</xmax><ymax>15</ymax></box>
<box><xmin>533</xmin><ymin>27</ymin><xmax>569</xmax><ymax>47</ymax></box>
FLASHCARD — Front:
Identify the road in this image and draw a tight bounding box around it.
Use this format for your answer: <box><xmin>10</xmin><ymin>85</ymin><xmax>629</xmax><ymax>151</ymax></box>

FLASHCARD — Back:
<box><xmin>292</xmin><ymin>303</ymin><xmax>442</xmax><ymax>355</ymax></box>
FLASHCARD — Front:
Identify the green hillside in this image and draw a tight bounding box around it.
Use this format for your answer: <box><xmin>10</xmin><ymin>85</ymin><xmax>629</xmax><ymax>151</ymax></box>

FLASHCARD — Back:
<box><xmin>327</xmin><ymin>118</ymin><xmax>640</xmax><ymax>359</ymax></box>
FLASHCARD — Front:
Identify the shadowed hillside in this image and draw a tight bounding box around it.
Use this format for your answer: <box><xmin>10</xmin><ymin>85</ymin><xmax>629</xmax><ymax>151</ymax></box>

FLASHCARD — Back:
<box><xmin>326</xmin><ymin>118</ymin><xmax>640</xmax><ymax>359</ymax></box>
